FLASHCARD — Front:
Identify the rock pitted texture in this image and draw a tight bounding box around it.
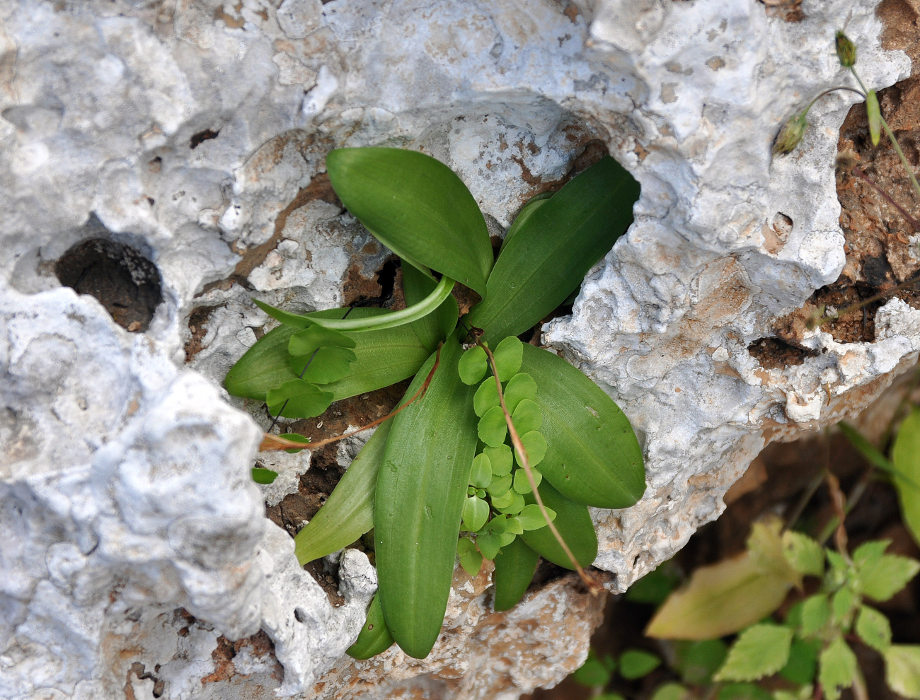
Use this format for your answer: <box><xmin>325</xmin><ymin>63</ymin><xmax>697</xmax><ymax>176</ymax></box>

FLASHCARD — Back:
<box><xmin>0</xmin><ymin>0</ymin><xmax>914</xmax><ymax>697</ymax></box>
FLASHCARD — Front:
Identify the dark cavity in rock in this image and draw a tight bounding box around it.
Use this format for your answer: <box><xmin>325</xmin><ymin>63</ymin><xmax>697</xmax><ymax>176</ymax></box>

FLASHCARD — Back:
<box><xmin>55</xmin><ymin>237</ymin><xmax>163</xmax><ymax>332</ymax></box>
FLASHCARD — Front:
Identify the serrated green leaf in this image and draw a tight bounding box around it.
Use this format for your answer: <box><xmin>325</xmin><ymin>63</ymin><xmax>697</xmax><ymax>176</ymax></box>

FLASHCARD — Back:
<box><xmin>459</xmin><ymin>345</ymin><xmax>488</xmax><ymax>385</ymax></box>
<box><xmin>856</xmin><ymin>605</ymin><xmax>892</xmax><ymax>652</ymax></box>
<box><xmin>266</xmin><ymin>379</ymin><xmax>334</xmax><ymax>418</ymax></box>
<box><xmin>646</xmin><ymin>551</ymin><xmax>793</xmax><ymax>640</ymax></box>
<box><xmin>818</xmin><ymin>637</ymin><xmax>857</xmax><ymax>700</ymax></box>
<box><xmin>462</xmin><ymin>496</ymin><xmax>490</xmax><ymax>533</ymax></box>
<box><xmin>884</xmin><ymin>645</ymin><xmax>920</xmax><ymax>699</ymax></box>
<box><xmin>467</xmin><ymin>155</ymin><xmax>639</xmax><ymax>341</ymax></box>
<box><xmin>619</xmin><ymin>649</ymin><xmax>661</xmax><ymax>679</ymax></box>
<box><xmin>520</xmin><ymin>345</ymin><xmax>645</xmax><ymax>508</ymax></box>
<box><xmin>492</xmin><ymin>536</ymin><xmax>539</xmax><ymax>611</ymax></box>
<box><xmin>251</xmin><ymin>467</ymin><xmax>279</xmax><ymax>484</ymax></box>
<box><xmin>288</xmin><ymin>323</ymin><xmax>356</xmax><ymax>354</ymax></box>
<box><xmin>853</xmin><ymin>539</ymin><xmax>889</xmax><ymax>569</ymax></box>
<box><xmin>513</xmin><ymin>467</ymin><xmax>542</xmax><ymax>494</ymax></box>
<box><xmin>520</xmin><ymin>481</ymin><xmax>597</xmax><ymax>569</ymax></box>
<box><xmin>798</xmin><ymin>593</ymin><xmax>830</xmax><ymax>637</ymax></box>
<box><xmin>573</xmin><ymin>649</ymin><xmax>615</xmax><ymax>688</ymax></box>
<box><xmin>856</xmin><ymin>553</ymin><xmax>920</xmax><ymax>602</ymax></box>
<box><xmin>674</xmin><ymin>639</ymin><xmax>728</xmax><ymax>685</ymax></box>
<box><xmin>779</xmin><ymin>638</ymin><xmax>819</xmax><ymax>685</ymax></box>
<box><xmin>288</xmin><ymin>345</ymin><xmax>357</xmax><ymax>385</ymax></box>
<box><xmin>714</xmin><ymin>624</ymin><xmax>793</xmax><ymax>682</ymax></box>
<box><xmin>781</xmin><ymin>530</ymin><xmax>824</xmax><ymax>578</ymax></box>
<box><xmin>484</xmin><ymin>444</ymin><xmax>513</xmax><ymax>476</ymax></box>
<box><xmin>511</xmin><ymin>398</ymin><xmax>543</xmax><ymax>435</ymax></box>
<box><xmin>504</xmin><ymin>372</ymin><xmax>538</xmax><ymax>414</ymax></box>
<box><xmin>294</xmin><ymin>421</ymin><xmax>391</xmax><ymax>565</ymax></box>
<box><xmin>492</xmin><ymin>336</ymin><xmax>524</xmax><ymax>379</ymax></box>
<box><xmin>831</xmin><ymin>587</ymin><xmax>856</xmax><ymax>628</ymax></box>
<box><xmin>374</xmin><ymin>336</ymin><xmax>479</xmax><ymax>659</ymax></box>
<box><xmin>478</xmin><ymin>405</ymin><xmax>508</xmax><ymax>447</ymax></box>
<box><xmin>867</xmin><ymin>90</ymin><xmax>881</xmax><ymax>146</ymax></box>
<box><xmin>517</xmin><ymin>503</ymin><xmax>554</xmax><ymax>531</ymax></box>
<box><xmin>469</xmin><ymin>453</ymin><xmax>492</xmax><ymax>488</ymax></box>
<box><xmin>473</xmin><ymin>377</ymin><xmax>500</xmax><ymax>417</ymax></box>
<box><xmin>326</xmin><ymin>148</ymin><xmax>493</xmax><ymax>295</ymax></box>
<box><xmin>457</xmin><ymin>537</ymin><xmax>483</xmax><ymax>577</ymax></box>
<box><xmin>892</xmin><ymin>409</ymin><xmax>920</xmax><ymax>549</ymax></box>
<box><xmin>347</xmin><ymin>594</ymin><xmax>394</xmax><ymax>660</ymax></box>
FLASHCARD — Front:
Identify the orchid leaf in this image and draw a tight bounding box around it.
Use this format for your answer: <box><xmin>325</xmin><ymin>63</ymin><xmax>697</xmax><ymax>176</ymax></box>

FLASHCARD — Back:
<box><xmin>520</xmin><ymin>481</ymin><xmax>596</xmax><ymax>569</ymax></box>
<box><xmin>493</xmin><ymin>537</ymin><xmax>539</xmax><ymax>611</ymax></box>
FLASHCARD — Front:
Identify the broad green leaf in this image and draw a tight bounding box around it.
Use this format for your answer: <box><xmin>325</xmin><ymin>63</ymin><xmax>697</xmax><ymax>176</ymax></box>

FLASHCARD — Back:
<box><xmin>715</xmin><ymin>624</ymin><xmax>793</xmax><ymax>682</ymax></box>
<box><xmin>781</xmin><ymin>530</ymin><xmax>824</xmax><ymax>578</ymax></box>
<box><xmin>620</xmin><ymin>649</ymin><xmax>661</xmax><ymax>679</ymax></box>
<box><xmin>251</xmin><ymin>467</ymin><xmax>278</xmax><ymax>484</ymax></box>
<box><xmin>477</xmin><ymin>532</ymin><xmax>502</xmax><ymax>560</ymax></box>
<box><xmin>503</xmin><ymin>372</ymin><xmax>538</xmax><ymax>414</ymax></box>
<box><xmin>855</xmin><ymin>553</ymin><xmax>920</xmax><ymax>602</ymax></box>
<box><xmin>467</xmin><ymin>155</ymin><xmax>639</xmax><ymax>341</ymax></box>
<box><xmin>469</xmin><ymin>453</ymin><xmax>492</xmax><ymax>488</ymax></box>
<box><xmin>492</xmin><ymin>336</ymin><xmax>523</xmax><ymax>379</ymax></box>
<box><xmin>798</xmin><ymin>593</ymin><xmax>830</xmax><ymax>637</ymax></box>
<box><xmin>459</xmin><ymin>345</ymin><xmax>488</xmax><ymax>385</ymax></box>
<box><xmin>347</xmin><ymin>594</ymin><xmax>394</xmax><ymax>660</ymax></box>
<box><xmin>294</xmin><ymin>421</ymin><xmax>391</xmax><ymax>565</ymax></box>
<box><xmin>517</xmin><ymin>503</ymin><xmax>554</xmax><ymax>531</ymax></box>
<box><xmin>492</xmin><ymin>536</ymin><xmax>539</xmax><ymax>611</ymax></box>
<box><xmin>520</xmin><ymin>481</ymin><xmax>597</xmax><ymax>569</ymax></box>
<box><xmin>224</xmin><ymin>307</ymin><xmax>441</xmax><ymax>402</ymax></box>
<box><xmin>484</xmin><ymin>444</ymin><xmax>513</xmax><ymax>476</ymax></box>
<box><xmin>747</xmin><ymin>517</ymin><xmax>801</xmax><ymax>586</ymax></box>
<box><xmin>856</xmin><ymin>605</ymin><xmax>892</xmax><ymax>652</ymax></box>
<box><xmin>374</xmin><ymin>335</ymin><xmax>478</xmax><ymax>658</ymax></box>
<box><xmin>266</xmin><ymin>379</ymin><xmax>334</xmax><ymax>418</ymax></box>
<box><xmin>513</xmin><ymin>467</ymin><xmax>542</xmax><ymax>494</ymax></box>
<box><xmin>818</xmin><ymin>637</ymin><xmax>857</xmax><ymax>700</ymax></box>
<box><xmin>520</xmin><ymin>344</ymin><xmax>645</xmax><ymax>508</ymax></box>
<box><xmin>674</xmin><ymin>639</ymin><xmax>728</xmax><ymax>685</ymax></box>
<box><xmin>779</xmin><ymin>638</ymin><xmax>819</xmax><ymax>685</ymax></box>
<box><xmin>457</xmin><ymin>537</ymin><xmax>483</xmax><ymax>577</ymax></box>
<box><xmin>473</xmin><ymin>377</ymin><xmax>500</xmax><ymax>417</ymax></box>
<box><xmin>646</xmin><ymin>551</ymin><xmax>793</xmax><ymax>640</ymax></box>
<box><xmin>884</xmin><ymin>645</ymin><xmax>920</xmax><ymax>699</ymax></box>
<box><xmin>288</xmin><ymin>345</ymin><xmax>356</xmax><ymax>385</ymax></box>
<box><xmin>288</xmin><ymin>324</ymin><xmax>356</xmax><ymax>354</ymax></box>
<box><xmin>496</xmin><ymin>492</ymin><xmax>525</xmax><ymax>514</ymax></box>
<box><xmin>488</xmin><ymin>474</ymin><xmax>512</xmax><ymax>499</ymax></box>
<box><xmin>511</xmin><ymin>399</ymin><xmax>543</xmax><ymax>435</ymax></box>
<box><xmin>326</xmin><ymin>148</ymin><xmax>493</xmax><ymax>295</ymax></box>
<box><xmin>573</xmin><ymin>649</ymin><xmax>615</xmax><ymax>687</ymax></box>
<box><xmin>891</xmin><ymin>408</ymin><xmax>920</xmax><ymax>547</ymax></box>
<box><xmin>501</xmin><ymin>193</ymin><xmax>551</xmax><ymax>252</ymax></box>
<box><xmin>478</xmin><ymin>405</ymin><xmax>508</xmax><ymax>447</ymax></box>
<box><xmin>462</xmin><ymin>496</ymin><xmax>489</xmax><ymax>532</ymax></box>
<box><xmin>496</xmin><ymin>514</ymin><xmax>524</xmax><ymax>535</ymax></box>
<box><xmin>867</xmin><ymin>90</ymin><xmax>881</xmax><ymax>146</ymax></box>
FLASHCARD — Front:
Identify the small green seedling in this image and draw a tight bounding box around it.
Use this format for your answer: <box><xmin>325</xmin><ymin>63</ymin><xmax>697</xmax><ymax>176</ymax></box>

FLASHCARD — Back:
<box><xmin>225</xmin><ymin>146</ymin><xmax>645</xmax><ymax>659</ymax></box>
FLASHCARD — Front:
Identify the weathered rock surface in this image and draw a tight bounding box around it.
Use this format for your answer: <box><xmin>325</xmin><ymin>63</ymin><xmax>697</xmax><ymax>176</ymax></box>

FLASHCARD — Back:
<box><xmin>0</xmin><ymin>0</ymin><xmax>915</xmax><ymax>697</ymax></box>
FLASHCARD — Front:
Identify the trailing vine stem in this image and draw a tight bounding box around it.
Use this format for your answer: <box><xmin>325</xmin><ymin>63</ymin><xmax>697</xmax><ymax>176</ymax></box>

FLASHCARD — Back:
<box><xmin>476</xmin><ymin>338</ymin><xmax>603</xmax><ymax>594</ymax></box>
<box><xmin>259</xmin><ymin>342</ymin><xmax>443</xmax><ymax>452</ymax></box>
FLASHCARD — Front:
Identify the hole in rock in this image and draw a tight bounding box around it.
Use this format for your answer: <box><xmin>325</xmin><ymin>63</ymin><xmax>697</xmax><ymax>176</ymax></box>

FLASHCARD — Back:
<box><xmin>748</xmin><ymin>337</ymin><xmax>819</xmax><ymax>370</ymax></box>
<box><xmin>293</xmin><ymin>607</ymin><xmax>307</xmax><ymax>623</ymax></box>
<box><xmin>54</xmin><ymin>237</ymin><xmax>163</xmax><ymax>332</ymax></box>
<box><xmin>189</xmin><ymin>128</ymin><xmax>220</xmax><ymax>149</ymax></box>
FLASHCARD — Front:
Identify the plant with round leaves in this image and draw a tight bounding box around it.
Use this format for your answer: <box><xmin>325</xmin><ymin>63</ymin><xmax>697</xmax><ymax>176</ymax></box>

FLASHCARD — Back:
<box><xmin>223</xmin><ymin>146</ymin><xmax>645</xmax><ymax>659</ymax></box>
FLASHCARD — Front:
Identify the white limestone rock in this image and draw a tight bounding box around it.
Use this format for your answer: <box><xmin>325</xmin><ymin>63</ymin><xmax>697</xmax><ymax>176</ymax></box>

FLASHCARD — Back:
<box><xmin>0</xmin><ymin>0</ymin><xmax>915</xmax><ymax>697</ymax></box>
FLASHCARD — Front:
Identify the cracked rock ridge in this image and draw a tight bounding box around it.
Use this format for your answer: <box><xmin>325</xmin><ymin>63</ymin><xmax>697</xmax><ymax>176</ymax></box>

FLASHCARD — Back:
<box><xmin>0</xmin><ymin>0</ymin><xmax>915</xmax><ymax>698</ymax></box>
